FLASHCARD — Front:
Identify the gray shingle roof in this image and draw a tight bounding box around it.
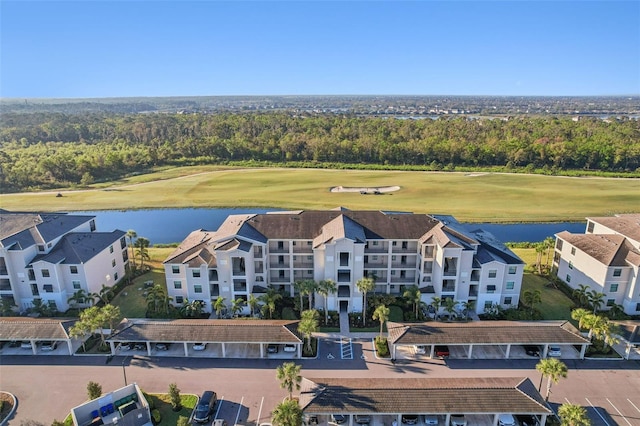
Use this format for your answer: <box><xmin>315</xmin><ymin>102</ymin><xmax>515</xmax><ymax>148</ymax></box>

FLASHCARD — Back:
<box><xmin>31</xmin><ymin>230</ymin><xmax>126</xmax><ymax>264</ymax></box>
<box><xmin>0</xmin><ymin>210</ymin><xmax>94</xmax><ymax>249</ymax></box>
<box><xmin>108</xmin><ymin>318</ymin><xmax>303</xmax><ymax>343</ymax></box>
<box><xmin>387</xmin><ymin>321</ymin><xmax>589</xmax><ymax>345</ymax></box>
<box><xmin>556</xmin><ymin>231</ymin><xmax>640</xmax><ymax>267</ymax></box>
<box><xmin>588</xmin><ymin>214</ymin><xmax>640</xmax><ymax>243</ymax></box>
<box><xmin>300</xmin><ymin>377</ymin><xmax>551</xmax><ymax>415</ymax></box>
<box><xmin>0</xmin><ymin>317</ymin><xmax>76</xmax><ymax>340</ymax></box>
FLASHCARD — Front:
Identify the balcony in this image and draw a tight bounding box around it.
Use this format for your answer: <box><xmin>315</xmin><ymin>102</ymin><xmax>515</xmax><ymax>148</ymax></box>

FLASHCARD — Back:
<box><xmin>442</xmin><ymin>279</ymin><xmax>456</xmax><ymax>293</ymax></box>
<box><xmin>0</xmin><ymin>279</ymin><xmax>11</xmax><ymax>291</ymax></box>
<box><xmin>292</xmin><ymin>260</ymin><xmax>314</xmax><ymax>268</ymax></box>
<box><xmin>0</xmin><ymin>269</ymin><xmax>7</xmax><ymax>276</ymax></box>
<box><xmin>292</xmin><ymin>242</ymin><xmax>313</xmax><ymax>254</ymax></box>
<box><xmin>389</xmin><ymin>276</ymin><xmax>417</xmax><ymax>284</ymax></box>
<box><xmin>468</xmin><ymin>285</ymin><xmax>478</xmax><ymax>298</ymax></box>
<box><xmin>253</xmin><ymin>246</ymin><xmax>263</xmax><ymax>258</ymax></box>
<box><xmin>269</xmin><ymin>243</ymin><xmax>289</xmax><ymax>254</ymax></box>
<box><xmin>269</xmin><ymin>275</ymin><xmax>291</xmax><ymax>283</ymax></box>
<box><xmin>269</xmin><ymin>260</ymin><xmax>290</xmax><ymax>269</ymax></box>
<box><xmin>470</xmin><ymin>270</ymin><xmax>481</xmax><ymax>282</ymax></box>
<box><xmin>364</xmin><ymin>243</ymin><xmax>388</xmax><ymax>253</ymax></box>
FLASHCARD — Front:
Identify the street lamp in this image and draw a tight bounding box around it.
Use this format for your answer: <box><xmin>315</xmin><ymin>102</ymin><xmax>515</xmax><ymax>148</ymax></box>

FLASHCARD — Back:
<box><xmin>122</xmin><ymin>356</ymin><xmax>129</xmax><ymax>386</ymax></box>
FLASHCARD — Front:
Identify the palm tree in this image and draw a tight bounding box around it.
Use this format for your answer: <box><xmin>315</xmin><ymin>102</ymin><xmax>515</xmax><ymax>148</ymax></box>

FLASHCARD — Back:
<box><xmin>536</xmin><ymin>358</ymin><xmax>568</xmax><ymax>401</ymax></box>
<box><xmin>573</xmin><ymin>284</ymin><xmax>591</xmax><ymax>308</ymax></box>
<box><xmin>276</xmin><ymin>362</ymin><xmax>302</xmax><ymax>401</ymax></box>
<box><xmin>298</xmin><ymin>310</ymin><xmax>319</xmax><ymax>353</ymax></box>
<box><xmin>134</xmin><ymin>237</ymin><xmax>150</xmax><ymax>271</ymax></box>
<box><xmin>372</xmin><ymin>304</ymin><xmax>390</xmax><ymax>339</ymax></box>
<box><xmin>271</xmin><ymin>399</ymin><xmax>303</xmax><ymax>426</ymax></box>
<box><xmin>126</xmin><ymin>229</ymin><xmax>137</xmax><ymax>271</ymax></box>
<box><xmin>260</xmin><ymin>286</ymin><xmax>282</xmax><ymax>319</ymax></box>
<box><xmin>317</xmin><ymin>279</ymin><xmax>337</xmax><ymax>325</ymax></box>
<box><xmin>522</xmin><ymin>289</ymin><xmax>542</xmax><ymax>316</ymax></box>
<box><xmin>544</xmin><ymin>236</ymin><xmax>555</xmax><ymax>272</ymax></box>
<box><xmin>443</xmin><ymin>297</ymin><xmax>458</xmax><ymax>320</ymax></box>
<box><xmin>461</xmin><ymin>300</ymin><xmax>475</xmax><ymax>320</ymax></box>
<box><xmin>231</xmin><ymin>298</ymin><xmax>246</xmax><ymax>317</ymax></box>
<box><xmin>403</xmin><ymin>285</ymin><xmax>421</xmax><ymax>318</ymax></box>
<box><xmin>590</xmin><ymin>316</ymin><xmax>619</xmax><ymax>350</ymax></box>
<box><xmin>100</xmin><ymin>304</ymin><xmax>121</xmax><ymax>337</ymax></box>
<box><xmin>68</xmin><ymin>289</ymin><xmax>88</xmax><ymax>310</ymax></box>
<box><xmin>534</xmin><ymin>242</ymin><xmax>546</xmax><ymax>274</ymax></box>
<box><xmin>248</xmin><ymin>294</ymin><xmax>261</xmax><ymax>317</ymax></box>
<box><xmin>98</xmin><ymin>284</ymin><xmax>114</xmax><ymax>304</ymax></box>
<box><xmin>571</xmin><ymin>308</ymin><xmax>591</xmax><ymax>332</ymax></box>
<box><xmin>293</xmin><ymin>281</ymin><xmax>306</xmax><ymax>313</ymax></box>
<box><xmin>145</xmin><ymin>285</ymin><xmax>166</xmax><ymax>315</ymax></box>
<box><xmin>303</xmin><ymin>279</ymin><xmax>318</xmax><ymax>310</ymax></box>
<box><xmin>558</xmin><ymin>403</ymin><xmax>591</xmax><ymax>426</ymax></box>
<box><xmin>430</xmin><ymin>296</ymin><xmax>442</xmax><ymax>320</ymax></box>
<box><xmin>587</xmin><ymin>290</ymin><xmax>605</xmax><ymax>313</ymax></box>
<box><xmin>356</xmin><ymin>277</ymin><xmax>376</xmax><ymax>326</ymax></box>
<box><xmin>214</xmin><ymin>297</ymin><xmax>227</xmax><ymax>318</ymax></box>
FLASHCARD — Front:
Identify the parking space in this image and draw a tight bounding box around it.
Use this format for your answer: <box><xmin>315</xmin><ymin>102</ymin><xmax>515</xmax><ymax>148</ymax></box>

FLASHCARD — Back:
<box><xmin>193</xmin><ymin>393</ymin><xmax>276</xmax><ymax>426</ymax></box>
<box><xmin>0</xmin><ymin>340</ymin><xmax>71</xmax><ymax>355</ymax></box>
<box><xmin>565</xmin><ymin>396</ymin><xmax>640</xmax><ymax>426</ymax></box>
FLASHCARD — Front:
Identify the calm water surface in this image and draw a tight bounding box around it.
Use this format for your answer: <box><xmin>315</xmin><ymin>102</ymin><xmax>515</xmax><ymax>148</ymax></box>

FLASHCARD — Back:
<box><xmin>78</xmin><ymin>208</ymin><xmax>585</xmax><ymax>245</ymax></box>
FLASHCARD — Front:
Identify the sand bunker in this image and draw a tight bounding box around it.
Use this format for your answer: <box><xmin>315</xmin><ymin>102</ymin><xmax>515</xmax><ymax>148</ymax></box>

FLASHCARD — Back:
<box><xmin>330</xmin><ymin>185</ymin><xmax>401</xmax><ymax>193</ymax></box>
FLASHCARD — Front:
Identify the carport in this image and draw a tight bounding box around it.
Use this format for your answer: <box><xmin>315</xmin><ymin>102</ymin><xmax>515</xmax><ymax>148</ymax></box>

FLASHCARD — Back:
<box><xmin>387</xmin><ymin>320</ymin><xmax>590</xmax><ymax>360</ymax></box>
<box><xmin>107</xmin><ymin>318</ymin><xmax>303</xmax><ymax>358</ymax></box>
<box><xmin>299</xmin><ymin>377</ymin><xmax>552</xmax><ymax>426</ymax></box>
<box><xmin>0</xmin><ymin>317</ymin><xmax>76</xmax><ymax>355</ymax></box>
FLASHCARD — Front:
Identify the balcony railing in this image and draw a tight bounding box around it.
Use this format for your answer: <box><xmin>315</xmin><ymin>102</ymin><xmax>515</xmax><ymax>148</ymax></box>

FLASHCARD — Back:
<box><xmin>442</xmin><ymin>285</ymin><xmax>456</xmax><ymax>293</ymax></box>
<box><xmin>269</xmin><ymin>261</ymin><xmax>290</xmax><ymax>268</ymax></box>
<box><xmin>269</xmin><ymin>276</ymin><xmax>291</xmax><ymax>283</ymax></box>
<box><xmin>389</xmin><ymin>276</ymin><xmax>417</xmax><ymax>284</ymax></box>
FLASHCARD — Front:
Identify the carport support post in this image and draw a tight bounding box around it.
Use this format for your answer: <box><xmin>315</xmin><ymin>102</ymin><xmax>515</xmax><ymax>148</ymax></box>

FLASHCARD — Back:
<box><xmin>109</xmin><ymin>341</ymin><xmax>116</xmax><ymax>355</ymax></box>
<box><xmin>492</xmin><ymin>413</ymin><xmax>499</xmax><ymax>426</ymax></box>
<box><xmin>430</xmin><ymin>345</ymin><xmax>435</xmax><ymax>358</ymax></box>
<box><xmin>580</xmin><ymin>344</ymin><xmax>587</xmax><ymax>359</ymax></box>
<box><xmin>146</xmin><ymin>342</ymin><xmax>151</xmax><ymax>356</ymax></box>
<box><xmin>397</xmin><ymin>414</ymin><xmax>402</xmax><ymax>425</ymax></box>
<box><xmin>467</xmin><ymin>344</ymin><xmax>473</xmax><ymax>359</ymax></box>
<box><xmin>445</xmin><ymin>414</ymin><xmax>451</xmax><ymax>425</ymax></box>
<box><xmin>222</xmin><ymin>342</ymin><xmax>226</xmax><ymax>358</ymax></box>
<box><xmin>260</xmin><ymin>344</ymin><xmax>265</xmax><ymax>358</ymax></box>
<box><xmin>393</xmin><ymin>344</ymin><xmax>397</xmax><ymax>359</ymax></box>
<box><xmin>67</xmin><ymin>340</ymin><xmax>74</xmax><ymax>355</ymax></box>
<box><xmin>542</xmin><ymin>344</ymin><xmax>549</xmax><ymax>358</ymax></box>
<box><xmin>505</xmin><ymin>343</ymin><xmax>511</xmax><ymax>358</ymax></box>
<box><xmin>540</xmin><ymin>414</ymin><xmax>548</xmax><ymax>426</ymax></box>
<box><xmin>625</xmin><ymin>343</ymin><xmax>631</xmax><ymax>360</ymax></box>
<box><xmin>30</xmin><ymin>339</ymin><xmax>37</xmax><ymax>355</ymax></box>
<box><xmin>298</xmin><ymin>344</ymin><xmax>301</xmax><ymax>358</ymax></box>
<box><xmin>183</xmin><ymin>342</ymin><xmax>189</xmax><ymax>357</ymax></box>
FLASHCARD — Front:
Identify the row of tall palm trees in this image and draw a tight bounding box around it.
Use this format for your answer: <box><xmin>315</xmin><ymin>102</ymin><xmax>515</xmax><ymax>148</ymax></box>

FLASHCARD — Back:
<box><xmin>125</xmin><ymin>229</ymin><xmax>151</xmax><ymax>273</ymax></box>
<box><xmin>571</xmin><ymin>308</ymin><xmax>620</xmax><ymax>349</ymax></box>
<box><xmin>66</xmin><ymin>284</ymin><xmax>115</xmax><ymax>310</ymax></box>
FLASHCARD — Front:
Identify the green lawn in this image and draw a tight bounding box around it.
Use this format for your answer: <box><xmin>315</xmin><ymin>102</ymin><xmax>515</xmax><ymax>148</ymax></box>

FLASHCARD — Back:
<box><xmin>148</xmin><ymin>393</ymin><xmax>198</xmax><ymax>425</ymax></box>
<box><xmin>521</xmin><ymin>273</ymin><xmax>575</xmax><ymax>320</ymax></box>
<box><xmin>3</xmin><ymin>166</ymin><xmax>640</xmax><ymax>222</ymax></box>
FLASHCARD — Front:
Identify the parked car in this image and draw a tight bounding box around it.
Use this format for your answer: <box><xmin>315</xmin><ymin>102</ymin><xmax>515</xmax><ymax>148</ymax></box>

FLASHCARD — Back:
<box><xmin>8</xmin><ymin>340</ymin><xmax>20</xmax><ymax>348</ymax></box>
<box><xmin>193</xmin><ymin>390</ymin><xmax>217</xmax><ymax>423</ymax></box>
<box><xmin>40</xmin><ymin>341</ymin><xmax>58</xmax><ymax>351</ymax></box>
<box><xmin>193</xmin><ymin>342</ymin><xmax>207</xmax><ymax>351</ymax></box>
<box><xmin>515</xmin><ymin>415</ymin><xmax>539</xmax><ymax>426</ymax></box>
<box><xmin>450</xmin><ymin>415</ymin><xmax>466</xmax><ymax>426</ymax></box>
<box><xmin>331</xmin><ymin>414</ymin><xmax>346</xmax><ymax>424</ymax></box>
<box><xmin>425</xmin><ymin>415</ymin><xmax>439</xmax><ymax>425</ymax></box>
<box><xmin>414</xmin><ymin>345</ymin><xmax>427</xmax><ymax>355</ymax></box>
<box><xmin>283</xmin><ymin>344</ymin><xmax>297</xmax><ymax>353</ymax></box>
<box><xmin>267</xmin><ymin>344</ymin><xmax>279</xmax><ymax>353</ymax></box>
<box><xmin>133</xmin><ymin>343</ymin><xmax>146</xmax><ymax>351</ymax></box>
<box><xmin>21</xmin><ymin>341</ymin><xmax>33</xmax><ymax>349</ymax></box>
<box><xmin>355</xmin><ymin>415</ymin><xmax>371</xmax><ymax>425</ymax></box>
<box><xmin>548</xmin><ymin>345</ymin><xmax>562</xmax><ymax>357</ymax></box>
<box><xmin>435</xmin><ymin>345</ymin><xmax>450</xmax><ymax>357</ymax></box>
<box><xmin>213</xmin><ymin>420</ymin><xmax>228</xmax><ymax>426</ymax></box>
<box><xmin>155</xmin><ymin>343</ymin><xmax>169</xmax><ymax>351</ymax></box>
<box><xmin>305</xmin><ymin>415</ymin><xmax>319</xmax><ymax>426</ymax></box>
<box><xmin>523</xmin><ymin>345</ymin><xmax>541</xmax><ymax>357</ymax></box>
<box><xmin>119</xmin><ymin>342</ymin><xmax>132</xmax><ymax>351</ymax></box>
<box><xmin>402</xmin><ymin>415</ymin><xmax>419</xmax><ymax>424</ymax></box>
<box><xmin>498</xmin><ymin>414</ymin><xmax>516</xmax><ymax>426</ymax></box>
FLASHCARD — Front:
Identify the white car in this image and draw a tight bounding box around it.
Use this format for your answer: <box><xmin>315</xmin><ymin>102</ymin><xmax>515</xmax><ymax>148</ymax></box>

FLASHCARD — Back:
<box><xmin>450</xmin><ymin>415</ymin><xmax>466</xmax><ymax>426</ymax></box>
<box><xmin>40</xmin><ymin>341</ymin><xmax>58</xmax><ymax>351</ymax></box>
<box><xmin>193</xmin><ymin>342</ymin><xmax>207</xmax><ymax>351</ymax></box>
<box><xmin>548</xmin><ymin>345</ymin><xmax>562</xmax><ymax>357</ymax></box>
<box><xmin>498</xmin><ymin>414</ymin><xmax>516</xmax><ymax>426</ymax></box>
<box><xmin>284</xmin><ymin>344</ymin><xmax>297</xmax><ymax>353</ymax></box>
<box><xmin>414</xmin><ymin>345</ymin><xmax>426</xmax><ymax>355</ymax></box>
<box><xmin>425</xmin><ymin>415</ymin><xmax>439</xmax><ymax>425</ymax></box>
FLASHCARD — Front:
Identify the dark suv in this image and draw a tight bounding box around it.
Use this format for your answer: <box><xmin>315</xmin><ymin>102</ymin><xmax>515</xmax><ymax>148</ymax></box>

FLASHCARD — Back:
<box><xmin>193</xmin><ymin>390</ymin><xmax>217</xmax><ymax>423</ymax></box>
<box><xmin>523</xmin><ymin>345</ymin><xmax>541</xmax><ymax>357</ymax></box>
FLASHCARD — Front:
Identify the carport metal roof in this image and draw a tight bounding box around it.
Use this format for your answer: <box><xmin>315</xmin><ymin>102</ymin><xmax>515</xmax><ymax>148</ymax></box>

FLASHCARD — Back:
<box><xmin>388</xmin><ymin>320</ymin><xmax>589</xmax><ymax>346</ymax></box>
<box><xmin>107</xmin><ymin>318</ymin><xmax>303</xmax><ymax>344</ymax></box>
<box><xmin>300</xmin><ymin>377</ymin><xmax>552</xmax><ymax>415</ymax></box>
<box><xmin>0</xmin><ymin>317</ymin><xmax>76</xmax><ymax>341</ymax></box>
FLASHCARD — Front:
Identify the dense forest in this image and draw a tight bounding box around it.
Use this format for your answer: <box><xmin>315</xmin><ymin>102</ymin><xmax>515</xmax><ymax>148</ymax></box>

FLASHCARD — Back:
<box><xmin>1</xmin><ymin>112</ymin><xmax>639</xmax><ymax>192</ymax></box>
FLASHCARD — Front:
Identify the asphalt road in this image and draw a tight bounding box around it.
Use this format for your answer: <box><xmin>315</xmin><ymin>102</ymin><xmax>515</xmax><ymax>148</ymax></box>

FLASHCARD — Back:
<box><xmin>1</xmin><ymin>338</ymin><xmax>639</xmax><ymax>425</ymax></box>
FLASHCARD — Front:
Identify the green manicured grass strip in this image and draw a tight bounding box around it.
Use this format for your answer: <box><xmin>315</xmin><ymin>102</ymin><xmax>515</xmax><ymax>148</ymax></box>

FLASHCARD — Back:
<box><xmin>2</xmin><ymin>166</ymin><xmax>639</xmax><ymax>222</ymax></box>
<box><xmin>149</xmin><ymin>393</ymin><xmax>198</xmax><ymax>425</ymax></box>
<box><xmin>521</xmin><ymin>273</ymin><xmax>575</xmax><ymax>320</ymax></box>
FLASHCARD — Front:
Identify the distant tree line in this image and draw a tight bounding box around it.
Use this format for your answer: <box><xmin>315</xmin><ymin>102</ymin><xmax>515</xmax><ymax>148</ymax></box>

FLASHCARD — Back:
<box><xmin>1</xmin><ymin>112</ymin><xmax>638</xmax><ymax>192</ymax></box>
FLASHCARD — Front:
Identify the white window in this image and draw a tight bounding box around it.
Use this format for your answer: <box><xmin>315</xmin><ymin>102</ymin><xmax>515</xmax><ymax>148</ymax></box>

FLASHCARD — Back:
<box><xmin>43</xmin><ymin>284</ymin><xmax>53</xmax><ymax>293</ymax></box>
<box><xmin>112</xmin><ymin>259</ymin><xmax>116</xmax><ymax>267</ymax></box>
<box><xmin>506</xmin><ymin>281</ymin><xmax>515</xmax><ymax>290</ymax></box>
<box><xmin>610</xmin><ymin>283</ymin><xmax>618</xmax><ymax>292</ymax></box>
<box><xmin>488</xmin><ymin>270</ymin><xmax>497</xmax><ymax>278</ymax></box>
<box><xmin>72</xmin><ymin>281</ymin><xmax>81</xmax><ymax>289</ymax></box>
<box><xmin>571</xmin><ymin>247</ymin><xmax>576</xmax><ymax>256</ymax></box>
<box><xmin>172</xmin><ymin>266</ymin><xmax>180</xmax><ymax>274</ymax></box>
<box><xmin>110</xmin><ymin>245</ymin><xmax>114</xmax><ymax>253</ymax></box>
<box><xmin>613</xmin><ymin>269</ymin><xmax>622</xmax><ymax>277</ymax></box>
<box><xmin>194</xmin><ymin>285</ymin><xmax>202</xmax><ymax>293</ymax></box>
<box><xmin>504</xmin><ymin>297</ymin><xmax>513</xmax><ymax>305</ymax></box>
<box><xmin>566</xmin><ymin>274</ymin><xmax>571</xmax><ymax>283</ymax></box>
<box><xmin>42</xmin><ymin>269</ymin><xmax>50</xmax><ymax>278</ymax></box>
<box><xmin>175</xmin><ymin>296</ymin><xmax>184</xmax><ymax>304</ymax></box>
<box><xmin>487</xmin><ymin>284</ymin><xmax>496</xmax><ymax>293</ymax></box>
<box><xmin>174</xmin><ymin>281</ymin><xmax>182</xmax><ymax>289</ymax></box>
<box><xmin>70</xmin><ymin>266</ymin><xmax>78</xmax><ymax>274</ymax></box>
<box><xmin>193</xmin><ymin>270</ymin><xmax>201</xmax><ymax>278</ymax></box>
<box><xmin>568</xmin><ymin>261</ymin><xmax>573</xmax><ymax>269</ymax></box>
<box><xmin>508</xmin><ymin>266</ymin><xmax>517</xmax><ymax>274</ymax></box>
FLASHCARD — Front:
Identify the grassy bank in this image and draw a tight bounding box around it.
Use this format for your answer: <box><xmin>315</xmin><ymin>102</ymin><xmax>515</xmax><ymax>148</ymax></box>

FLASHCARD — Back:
<box><xmin>1</xmin><ymin>166</ymin><xmax>639</xmax><ymax>222</ymax></box>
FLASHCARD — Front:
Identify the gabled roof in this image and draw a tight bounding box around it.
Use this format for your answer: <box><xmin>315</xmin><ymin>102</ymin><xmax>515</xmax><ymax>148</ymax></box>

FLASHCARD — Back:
<box><xmin>588</xmin><ymin>214</ymin><xmax>640</xmax><ymax>243</ymax></box>
<box><xmin>0</xmin><ymin>210</ymin><xmax>94</xmax><ymax>249</ymax></box>
<box><xmin>31</xmin><ymin>231</ymin><xmax>126</xmax><ymax>265</ymax></box>
<box><xmin>613</xmin><ymin>320</ymin><xmax>640</xmax><ymax>344</ymax></box>
<box><xmin>387</xmin><ymin>321</ymin><xmax>589</xmax><ymax>346</ymax></box>
<box><xmin>313</xmin><ymin>215</ymin><xmax>367</xmax><ymax>247</ymax></box>
<box><xmin>0</xmin><ymin>317</ymin><xmax>76</xmax><ymax>340</ymax></box>
<box><xmin>556</xmin><ymin>231</ymin><xmax>640</xmax><ymax>267</ymax></box>
<box><xmin>164</xmin><ymin>229</ymin><xmax>213</xmax><ymax>264</ymax></box>
<box><xmin>108</xmin><ymin>318</ymin><xmax>303</xmax><ymax>344</ymax></box>
<box><xmin>299</xmin><ymin>377</ymin><xmax>551</xmax><ymax>415</ymax></box>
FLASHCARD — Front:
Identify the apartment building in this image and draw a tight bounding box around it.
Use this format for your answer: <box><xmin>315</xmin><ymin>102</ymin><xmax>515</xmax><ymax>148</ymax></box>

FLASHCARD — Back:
<box><xmin>554</xmin><ymin>214</ymin><xmax>640</xmax><ymax>315</ymax></box>
<box><xmin>0</xmin><ymin>210</ymin><xmax>128</xmax><ymax>313</ymax></box>
<box><xmin>164</xmin><ymin>209</ymin><xmax>523</xmax><ymax>315</ymax></box>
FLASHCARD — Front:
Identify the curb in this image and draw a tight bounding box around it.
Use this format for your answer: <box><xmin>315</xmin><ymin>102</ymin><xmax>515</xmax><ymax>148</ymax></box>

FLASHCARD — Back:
<box><xmin>0</xmin><ymin>391</ymin><xmax>17</xmax><ymax>426</ymax></box>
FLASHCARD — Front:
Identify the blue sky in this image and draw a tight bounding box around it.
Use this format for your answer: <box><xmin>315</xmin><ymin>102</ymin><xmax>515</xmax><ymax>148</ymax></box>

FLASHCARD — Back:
<box><xmin>1</xmin><ymin>1</ymin><xmax>639</xmax><ymax>98</ymax></box>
